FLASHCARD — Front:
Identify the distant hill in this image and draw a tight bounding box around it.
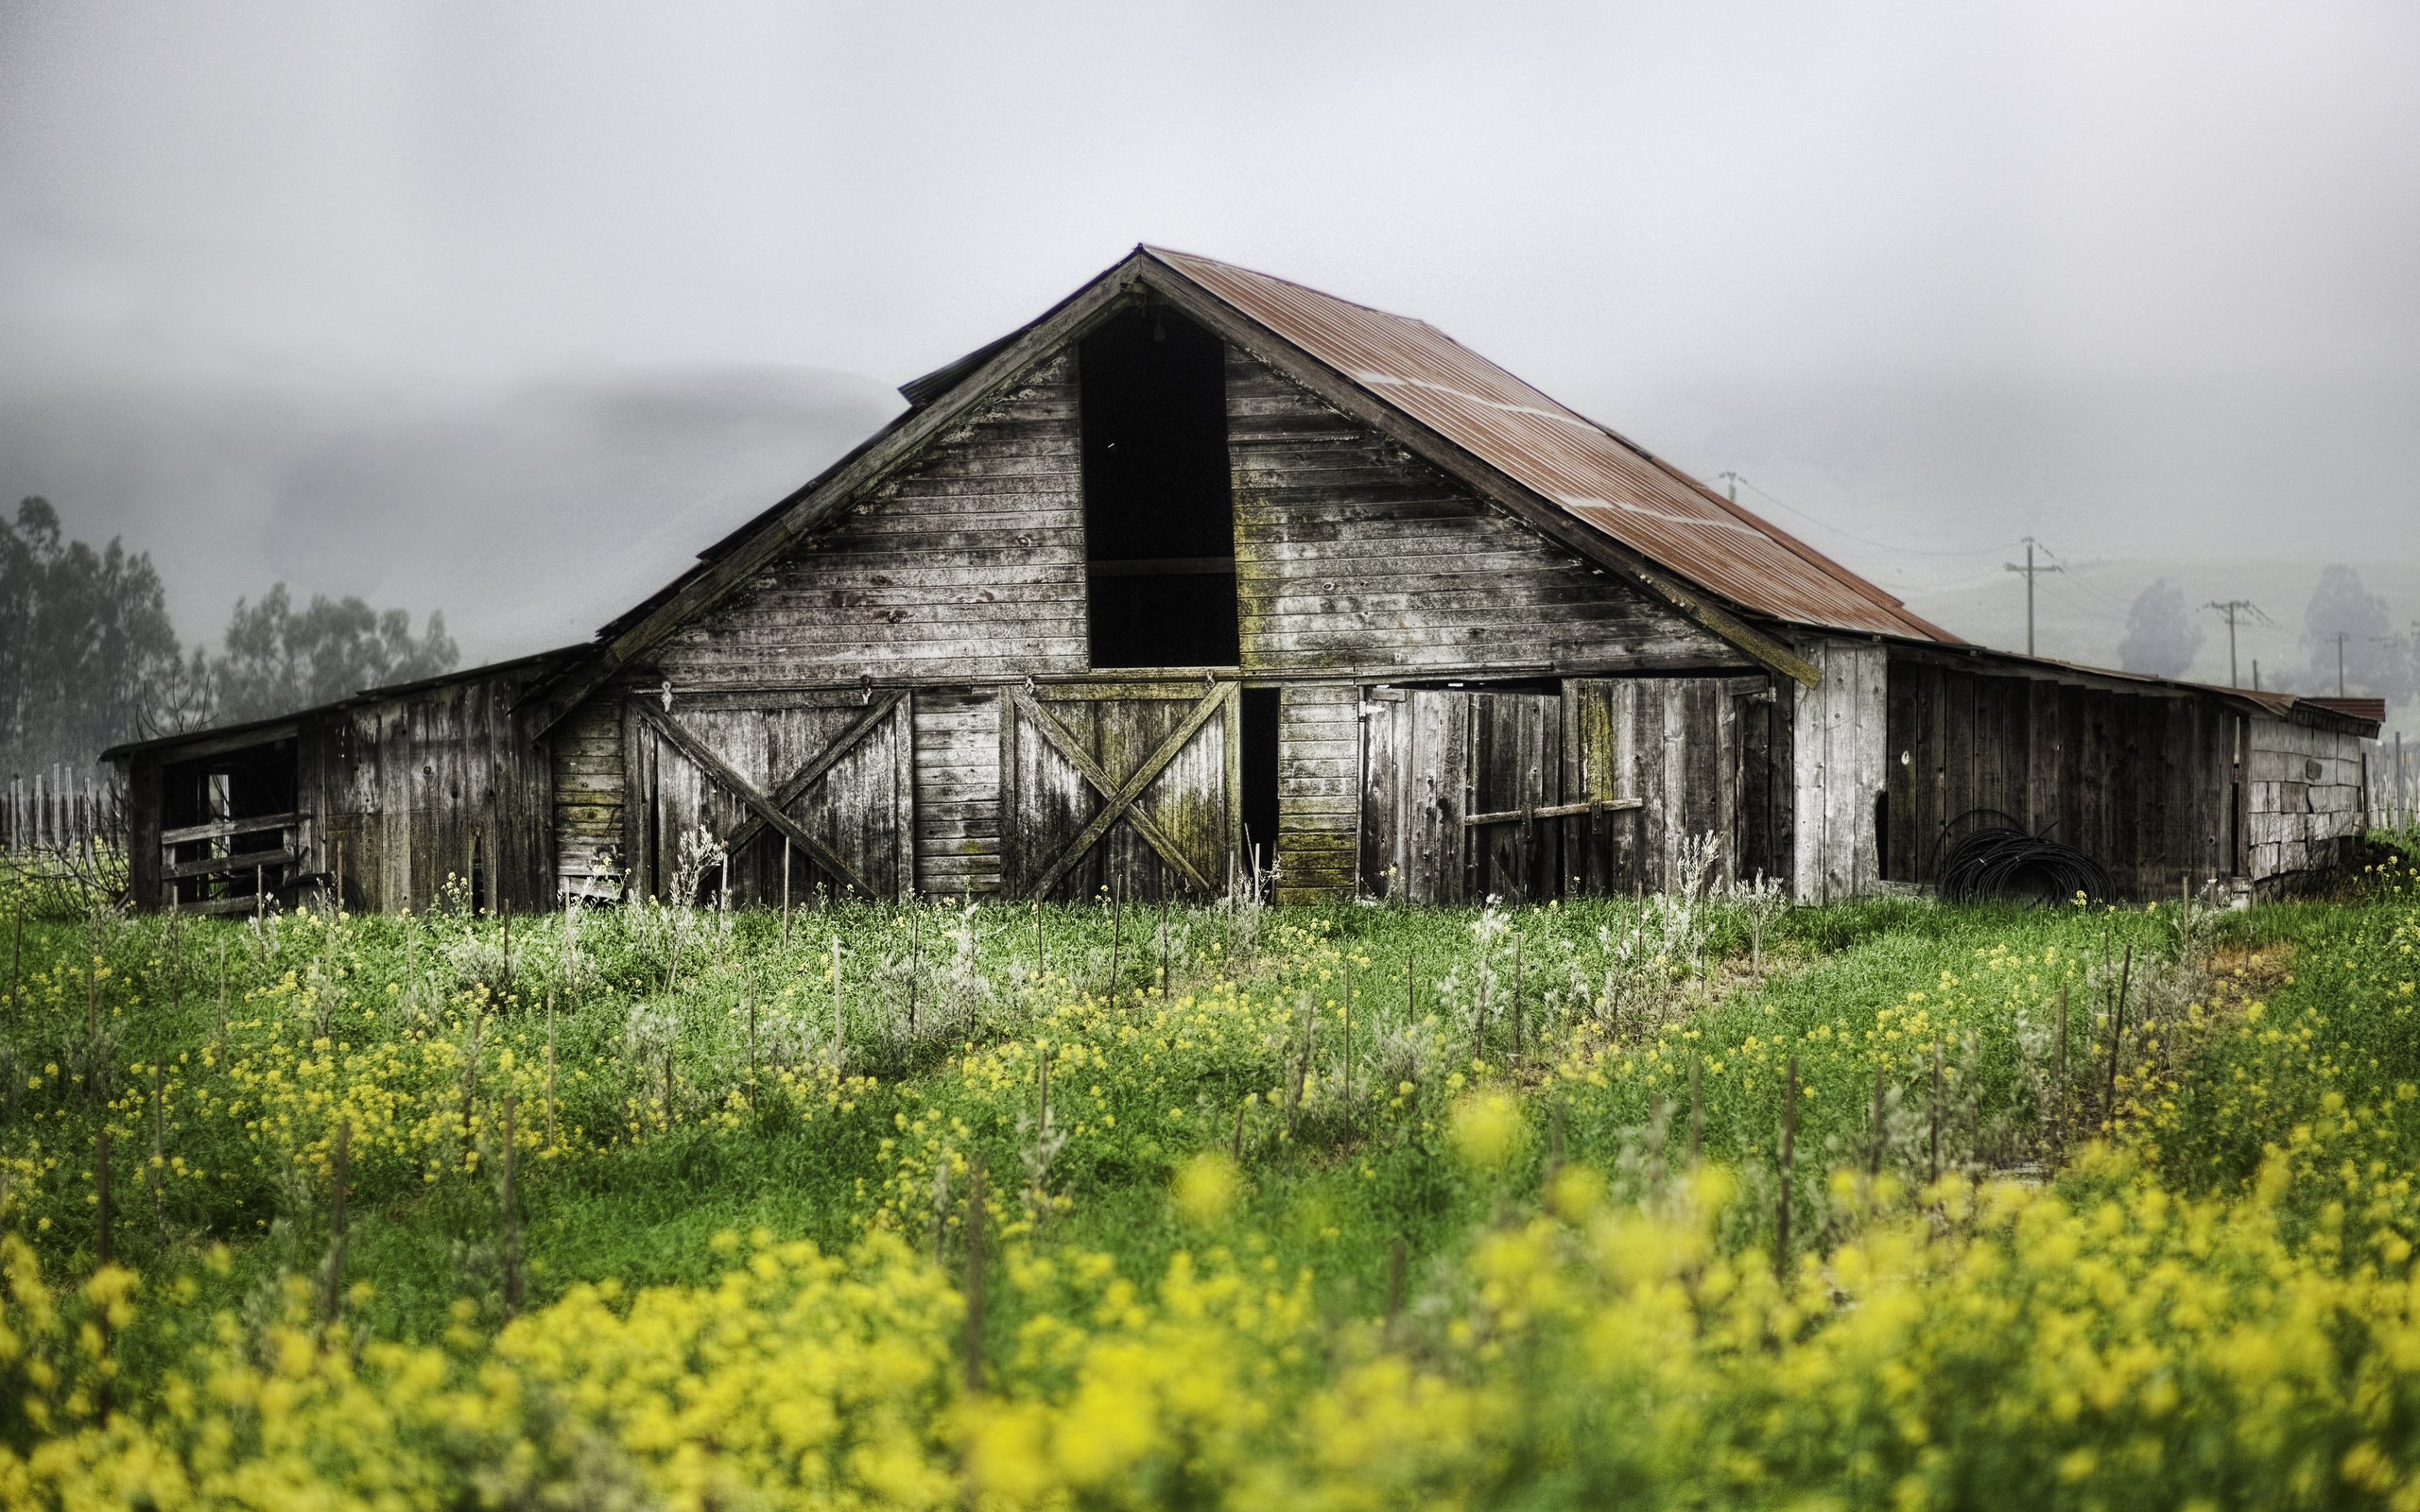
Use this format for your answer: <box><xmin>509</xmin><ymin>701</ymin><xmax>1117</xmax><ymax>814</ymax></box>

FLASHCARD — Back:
<box><xmin>0</xmin><ymin>365</ymin><xmax>903</xmax><ymax>667</ymax></box>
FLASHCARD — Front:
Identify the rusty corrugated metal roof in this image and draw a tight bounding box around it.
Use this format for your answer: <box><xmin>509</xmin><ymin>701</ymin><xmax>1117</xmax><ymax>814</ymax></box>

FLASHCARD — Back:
<box><xmin>1146</xmin><ymin>247</ymin><xmax>1957</xmax><ymax>644</ymax></box>
<box><xmin>2302</xmin><ymin>696</ymin><xmax>2388</xmax><ymax>728</ymax></box>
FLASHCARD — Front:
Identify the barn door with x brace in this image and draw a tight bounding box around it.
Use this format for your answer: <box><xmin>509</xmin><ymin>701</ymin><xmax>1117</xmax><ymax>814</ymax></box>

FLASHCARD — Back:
<box><xmin>1002</xmin><ymin>679</ymin><xmax>1238</xmax><ymax>902</ymax></box>
<box><xmin>625</xmin><ymin>689</ymin><xmax>915</xmax><ymax>902</ymax></box>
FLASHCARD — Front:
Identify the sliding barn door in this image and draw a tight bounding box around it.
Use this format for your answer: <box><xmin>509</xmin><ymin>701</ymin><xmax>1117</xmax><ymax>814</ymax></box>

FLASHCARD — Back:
<box><xmin>1002</xmin><ymin>681</ymin><xmax>1236</xmax><ymax>902</ymax></box>
<box><xmin>625</xmin><ymin>691</ymin><xmax>915</xmax><ymax>902</ymax></box>
<box><xmin>1359</xmin><ymin>688</ymin><xmax>1561</xmax><ymax>904</ymax></box>
<box><xmin>1563</xmin><ymin>675</ymin><xmax>1784</xmax><ymax>894</ymax></box>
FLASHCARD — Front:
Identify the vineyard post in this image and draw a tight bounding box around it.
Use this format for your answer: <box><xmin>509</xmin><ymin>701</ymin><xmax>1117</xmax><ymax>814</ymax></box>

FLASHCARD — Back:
<box><xmin>1511</xmin><ymin>927</ymin><xmax>1524</xmax><ymax>1062</ymax></box>
<box><xmin>1341</xmin><ymin>954</ymin><xmax>1353</xmax><ymax>1134</ymax></box>
<box><xmin>1385</xmin><ymin>1235</ymin><xmax>1407</xmax><ymax>1340</ymax></box>
<box><xmin>2106</xmin><ymin>944</ymin><xmax>2134</xmax><ymax>1131</ymax></box>
<box><xmin>1867</xmin><ymin>1063</ymin><xmax>1887</xmax><ymax>1180</ymax></box>
<box><xmin>907</xmin><ymin>903</ymin><xmax>921</xmax><ymax>1038</ymax></box>
<box><xmin>1928</xmin><ymin>1037</ymin><xmax>1944</xmax><ymax>1186</ymax></box>
<box><xmin>500</xmin><ymin>1092</ymin><xmax>523</xmax><ymax>1317</ymax></box>
<box><xmin>324</xmin><ymin>1119</ymin><xmax>350</xmax><ymax>1333</ymax></box>
<box><xmin>781</xmin><ymin>836</ymin><xmax>792</xmax><ymax>950</ymax></box>
<box><xmin>2053</xmin><ymin>985</ymin><xmax>2069</xmax><ymax>1161</ymax></box>
<box><xmin>1547</xmin><ymin>1096</ymin><xmax>1566</xmax><ymax>1186</ymax></box>
<box><xmin>94</xmin><ymin>1123</ymin><xmax>112</xmax><ymax>1416</ymax></box>
<box><xmin>1776</xmin><ymin>1056</ymin><xmax>1798</xmax><ymax>1277</ymax></box>
<box><xmin>1688</xmin><ymin>1053</ymin><xmax>1703</xmax><ymax>1166</ymax></box>
<box><xmin>151</xmin><ymin>1064</ymin><xmax>166</xmax><ymax>1246</ymax></box>
<box><xmin>95</xmin><ymin>1125</ymin><xmax>112</xmax><ymax>1270</ymax></box>
<box><xmin>962</xmin><ymin>1160</ymin><xmax>988</xmax><ymax>1395</ymax></box>
<box><xmin>1474</xmin><ymin>959</ymin><xmax>1488</xmax><ymax>1064</ymax></box>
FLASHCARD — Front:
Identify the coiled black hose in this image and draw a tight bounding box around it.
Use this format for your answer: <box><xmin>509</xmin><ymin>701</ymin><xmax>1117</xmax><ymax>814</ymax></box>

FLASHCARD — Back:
<box><xmin>1937</xmin><ymin>826</ymin><xmax>2113</xmax><ymax>905</ymax></box>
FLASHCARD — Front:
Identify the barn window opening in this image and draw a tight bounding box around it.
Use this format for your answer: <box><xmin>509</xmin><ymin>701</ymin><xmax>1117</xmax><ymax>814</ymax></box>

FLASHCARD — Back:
<box><xmin>159</xmin><ymin>738</ymin><xmax>299</xmax><ymax>908</ymax></box>
<box><xmin>1080</xmin><ymin>303</ymin><xmax>1239</xmax><ymax>668</ymax></box>
<box><xmin>1240</xmin><ymin>688</ymin><xmax>1281</xmax><ymax>883</ymax></box>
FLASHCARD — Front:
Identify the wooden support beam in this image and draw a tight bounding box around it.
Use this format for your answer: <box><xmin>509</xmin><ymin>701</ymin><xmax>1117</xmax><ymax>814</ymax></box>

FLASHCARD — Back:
<box><xmin>161</xmin><ymin>812</ymin><xmax>303</xmax><ymax>847</ymax></box>
<box><xmin>720</xmin><ymin>689</ymin><xmax>908</xmax><ymax>856</ymax></box>
<box><xmin>162</xmin><ymin>849</ymin><xmax>302</xmax><ymax>883</ymax></box>
<box><xmin>1462</xmin><ymin>797</ymin><xmax>1643</xmax><ymax>827</ymax></box>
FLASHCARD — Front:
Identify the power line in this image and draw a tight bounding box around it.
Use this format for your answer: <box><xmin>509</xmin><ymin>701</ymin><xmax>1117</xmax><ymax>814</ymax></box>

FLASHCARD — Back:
<box><xmin>2005</xmin><ymin>538</ymin><xmax>2063</xmax><ymax>656</ymax></box>
<box><xmin>2201</xmin><ymin>600</ymin><xmax>2274</xmax><ymax>689</ymax></box>
<box><xmin>1720</xmin><ymin>473</ymin><xmax>2017</xmax><ymax>559</ymax></box>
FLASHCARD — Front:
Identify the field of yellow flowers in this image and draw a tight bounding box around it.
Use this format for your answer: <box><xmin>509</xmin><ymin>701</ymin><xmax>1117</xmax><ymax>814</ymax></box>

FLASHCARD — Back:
<box><xmin>2</xmin><ymin>849</ymin><xmax>2417</xmax><ymax>1509</ymax></box>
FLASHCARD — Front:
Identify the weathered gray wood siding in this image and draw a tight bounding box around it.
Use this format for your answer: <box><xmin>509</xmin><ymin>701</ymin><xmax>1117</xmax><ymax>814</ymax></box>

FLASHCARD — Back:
<box><xmin>1564</xmin><ymin>675</ymin><xmax>1790</xmax><ymax>893</ymax></box>
<box><xmin>311</xmin><ymin>669</ymin><xmax>553</xmax><ymax>914</ymax></box>
<box><xmin>913</xmin><ymin>688</ymin><xmax>1003</xmax><ymax>899</ymax></box>
<box><xmin>561</xmin><ymin>334</ymin><xmax>1790</xmax><ymax>905</ymax></box>
<box><xmin>1792</xmin><ymin>638</ymin><xmax>1887</xmax><ymax>903</ymax></box>
<box><xmin>1358</xmin><ymin>675</ymin><xmax>1786</xmax><ymax>904</ymax></box>
<box><xmin>648</xmin><ymin>353</ymin><xmax>1088</xmax><ymax>690</ymax></box>
<box><xmin>1000</xmin><ymin>682</ymin><xmax>1236</xmax><ymax>902</ymax></box>
<box><xmin>2245</xmin><ymin>714</ymin><xmax>2368</xmax><ymax>888</ymax></box>
<box><xmin>552</xmin><ymin>696</ymin><xmax>623</xmax><ymax>896</ymax></box>
<box><xmin>1276</xmin><ymin>682</ymin><xmax>1357</xmax><ymax>902</ymax></box>
<box><xmin>1227</xmin><ymin>350</ymin><xmax>1736</xmax><ymax>678</ymax></box>
<box><xmin>1883</xmin><ymin>657</ymin><xmax>2240</xmax><ymax>899</ymax></box>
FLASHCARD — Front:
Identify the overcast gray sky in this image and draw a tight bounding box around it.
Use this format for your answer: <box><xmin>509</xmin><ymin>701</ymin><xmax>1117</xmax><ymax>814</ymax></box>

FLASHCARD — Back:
<box><xmin>3</xmin><ymin>0</ymin><xmax>2416</xmax><ymax>665</ymax></box>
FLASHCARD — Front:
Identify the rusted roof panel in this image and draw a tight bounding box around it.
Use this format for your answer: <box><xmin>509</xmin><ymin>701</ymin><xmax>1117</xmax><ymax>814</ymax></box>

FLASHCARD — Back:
<box><xmin>1148</xmin><ymin>248</ymin><xmax>1955</xmax><ymax>644</ymax></box>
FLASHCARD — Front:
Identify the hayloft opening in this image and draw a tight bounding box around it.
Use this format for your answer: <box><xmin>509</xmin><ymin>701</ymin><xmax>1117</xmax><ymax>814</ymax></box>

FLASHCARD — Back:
<box><xmin>1080</xmin><ymin>304</ymin><xmax>1239</xmax><ymax>668</ymax></box>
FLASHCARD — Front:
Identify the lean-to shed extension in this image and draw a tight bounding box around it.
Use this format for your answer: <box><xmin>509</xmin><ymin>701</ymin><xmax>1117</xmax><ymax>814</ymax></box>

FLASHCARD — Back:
<box><xmin>110</xmin><ymin>247</ymin><xmax>2387</xmax><ymax>912</ymax></box>
<box><xmin>106</xmin><ymin>650</ymin><xmax>574</xmax><ymax>915</ymax></box>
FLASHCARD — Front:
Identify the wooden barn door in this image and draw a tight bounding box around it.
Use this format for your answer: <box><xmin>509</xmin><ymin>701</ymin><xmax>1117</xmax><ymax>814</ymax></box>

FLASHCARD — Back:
<box><xmin>1563</xmin><ymin>675</ymin><xmax>1781</xmax><ymax>895</ymax></box>
<box><xmin>626</xmin><ymin>691</ymin><xmax>915</xmax><ymax>902</ymax></box>
<box><xmin>1002</xmin><ymin>681</ymin><xmax>1236</xmax><ymax>902</ymax></box>
<box><xmin>1359</xmin><ymin>688</ymin><xmax>1563</xmax><ymax>904</ymax></box>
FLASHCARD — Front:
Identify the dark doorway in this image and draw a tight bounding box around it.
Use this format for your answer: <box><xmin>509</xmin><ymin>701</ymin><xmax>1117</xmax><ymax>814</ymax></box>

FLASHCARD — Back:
<box><xmin>1240</xmin><ymin>687</ymin><xmax>1280</xmax><ymax>882</ymax></box>
<box><xmin>1080</xmin><ymin>303</ymin><xmax>1240</xmax><ymax>667</ymax></box>
<box><xmin>160</xmin><ymin>738</ymin><xmax>299</xmax><ymax>907</ymax></box>
<box><xmin>1875</xmin><ymin>791</ymin><xmax>1890</xmax><ymax>881</ymax></box>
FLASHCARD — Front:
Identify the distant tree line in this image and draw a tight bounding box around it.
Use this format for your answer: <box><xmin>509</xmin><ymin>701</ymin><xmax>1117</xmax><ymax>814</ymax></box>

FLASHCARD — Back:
<box><xmin>0</xmin><ymin>496</ymin><xmax>457</xmax><ymax>779</ymax></box>
<box><xmin>2120</xmin><ymin>564</ymin><xmax>2416</xmax><ymax>704</ymax></box>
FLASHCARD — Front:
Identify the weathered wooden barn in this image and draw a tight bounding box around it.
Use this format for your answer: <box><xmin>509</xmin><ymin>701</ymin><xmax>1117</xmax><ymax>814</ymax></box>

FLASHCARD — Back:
<box><xmin>109</xmin><ymin>248</ymin><xmax>2385</xmax><ymax>912</ymax></box>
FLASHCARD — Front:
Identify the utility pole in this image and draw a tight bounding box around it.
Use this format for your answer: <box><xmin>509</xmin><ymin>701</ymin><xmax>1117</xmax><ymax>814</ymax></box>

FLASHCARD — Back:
<box><xmin>2329</xmin><ymin>631</ymin><xmax>2351</xmax><ymax>696</ymax></box>
<box><xmin>2202</xmin><ymin>600</ymin><xmax>2265</xmax><ymax>689</ymax></box>
<box><xmin>2004</xmin><ymin>538</ymin><xmax>2061</xmax><ymax>657</ymax></box>
<box><xmin>1717</xmin><ymin>470</ymin><xmax>1740</xmax><ymax>504</ymax></box>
